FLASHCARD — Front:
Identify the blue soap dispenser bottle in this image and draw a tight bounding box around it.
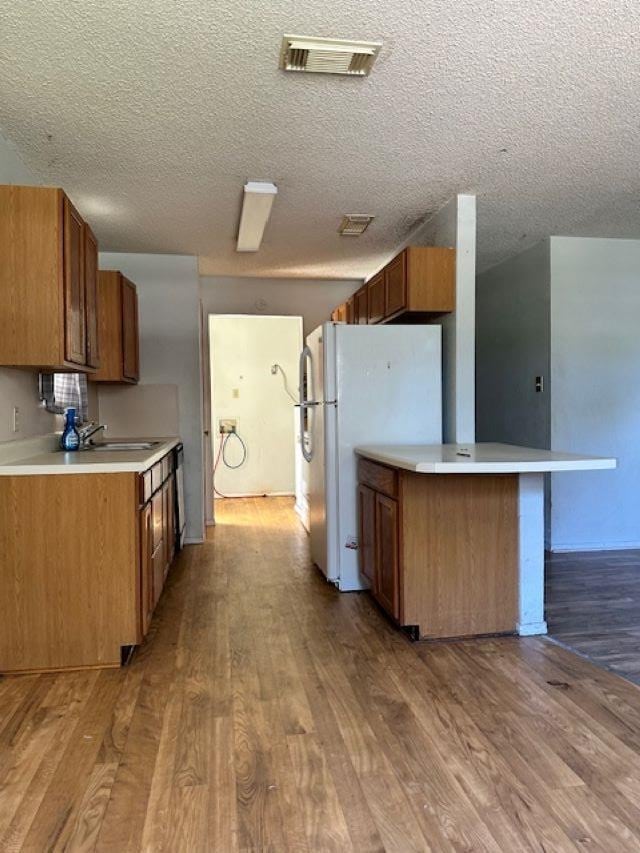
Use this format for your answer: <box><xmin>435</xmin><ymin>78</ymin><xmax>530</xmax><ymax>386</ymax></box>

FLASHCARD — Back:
<box><xmin>60</xmin><ymin>407</ymin><xmax>80</xmax><ymax>451</ymax></box>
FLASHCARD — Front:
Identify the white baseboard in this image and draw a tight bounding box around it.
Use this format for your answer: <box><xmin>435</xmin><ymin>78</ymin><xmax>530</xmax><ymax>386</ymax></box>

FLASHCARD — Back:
<box><xmin>184</xmin><ymin>537</ymin><xmax>204</xmax><ymax>545</ymax></box>
<box><xmin>549</xmin><ymin>541</ymin><xmax>640</xmax><ymax>553</ymax></box>
<box><xmin>517</xmin><ymin>621</ymin><xmax>548</xmax><ymax>637</ymax></box>
<box><xmin>214</xmin><ymin>491</ymin><xmax>295</xmax><ymax>499</ymax></box>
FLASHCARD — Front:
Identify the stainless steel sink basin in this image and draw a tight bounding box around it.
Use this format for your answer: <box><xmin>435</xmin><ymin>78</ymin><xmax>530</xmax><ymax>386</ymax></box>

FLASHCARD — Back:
<box><xmin>88</xmin><ymin>441</ymin><xmax>162</xmax><ymax>452</ymax></box>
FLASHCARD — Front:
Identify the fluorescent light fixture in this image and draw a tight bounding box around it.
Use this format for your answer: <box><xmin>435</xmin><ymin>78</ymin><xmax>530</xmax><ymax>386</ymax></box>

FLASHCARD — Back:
<box><xmin>237</xmin><ymin>181</ymin><xmax>278</xmax><ymax>252</ymax></box>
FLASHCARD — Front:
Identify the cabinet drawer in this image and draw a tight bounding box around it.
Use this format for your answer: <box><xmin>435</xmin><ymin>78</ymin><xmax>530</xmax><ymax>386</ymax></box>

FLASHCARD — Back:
<box><xmin>358</xmin><ymin>458</ymin><xmax>398</xmax><ymax>499</ymax></box>
<box><xmin>151</xmin><ymin>460</ymin><xmax>163</xmax><ymax>493</ymax></box>
<box><xmin>139</xmin><ymin>470</ymin><xmax>152</xmax><ymax>504</ymax></box>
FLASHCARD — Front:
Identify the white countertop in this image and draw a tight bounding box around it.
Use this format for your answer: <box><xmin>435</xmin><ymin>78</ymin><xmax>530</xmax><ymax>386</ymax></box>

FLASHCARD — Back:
<box><xmin>355</xmin><ymin>443</ymin><xmax>617</xmax><ymax>474</ymax></box>
<box><xmin>0</xmin><ymin>435</ymin><xmax>180</xmax><ymax>475</ymax></box>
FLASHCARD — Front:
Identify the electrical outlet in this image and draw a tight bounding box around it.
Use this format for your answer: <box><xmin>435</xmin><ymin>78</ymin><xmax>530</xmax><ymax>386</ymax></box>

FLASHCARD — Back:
<box><xmin>219</xmin><ymin>418</ymin><xmax>238</xmax><ymax>434</ymax></box>
<box><xmin>12</xmin><ymin>406</ymin><xmax>20</xmax><ymax>433</ymax></box>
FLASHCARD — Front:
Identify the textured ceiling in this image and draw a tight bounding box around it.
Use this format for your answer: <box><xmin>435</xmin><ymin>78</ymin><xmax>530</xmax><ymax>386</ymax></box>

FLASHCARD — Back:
<box><xmin>1</xmin><ymin>1</ymin><xmax>639</xmax><ymax>277</ymax></box>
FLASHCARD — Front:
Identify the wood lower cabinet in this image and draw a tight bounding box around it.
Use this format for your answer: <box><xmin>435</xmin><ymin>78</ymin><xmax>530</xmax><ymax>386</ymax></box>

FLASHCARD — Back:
<box><xmin>0</xmin><ymin>449</ymin><xmax>179</xmax><ymax>674</ymax></box>
<box><xmin>0</xmin><ymin>185</ymin><xmax>99</xmax><ymax>371</ymax></box>
<box><xmin>358</xmin><ymin>484</ymin><xmax>376</xmax><ymax>587</ymax></box>
<box><xmin>374</xmin><ymin>492</ymin><xmax>400</xmax><ymax>619</ymax></box>
<box><xmin>91</xmin><ymin>271</ymin><xmax>140</xmax><ymax>383</ymax></box>
<box><xmin>140</xmin><ymin>501</ymin><xmax>154</xmax><ymax>637</ymax></box>
<box><xmin>357</xmin><ymin>457</ymin><xmax>519</xmax><ymax>639</ymax></box>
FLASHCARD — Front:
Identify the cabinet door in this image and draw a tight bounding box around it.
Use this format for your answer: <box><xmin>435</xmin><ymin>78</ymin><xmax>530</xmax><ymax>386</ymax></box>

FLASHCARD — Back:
<box><xmin>63</xmin><ymin>196</ymin><xmax>86</xmax><ymax>365</ymax></box>
<box><xmin>358</xmin><ymin>485</ymin><xmax>376</xmax><ymax>588</ymax></box>
<box><xmin>367</xmin><ymin>272</ymin><xmax>385</xmax><ymax>324</ymax></box>
<box><xmin>84</xmin><ymin>224</ymin><xmax>99</xmax><ymax>369</ymax></box>
<box><xmin>346</xmin><ymin>297</ymin><xmax>354</xmax><ymax>324</ymax></box>
<box><xmin>163</xmin><ymin>477</ymin><xmax>175</xmax><ymax>573</ymax></box>
<box><xmin>385</xmin><ymin>252</ymin><xmax>407</xmax><ymax>317</ymax></box>
<box><xmin>140</xmin><ymin>502</ymin><xmax>154</xmax><ymax>637</ymax></box>
<box><xmin>375</xmin><ymin>493</ymin><xmax>400</xmax><ymax>619</ymax></box>
<box><xmin>354</xmin><ymin>287</ymin><xmax>368</xmax><ymax>325</ymax></box>
<box><xmin>121</xmin><ymin>277</ymin><xmax>139</xmax><ymax>381</ymax></box>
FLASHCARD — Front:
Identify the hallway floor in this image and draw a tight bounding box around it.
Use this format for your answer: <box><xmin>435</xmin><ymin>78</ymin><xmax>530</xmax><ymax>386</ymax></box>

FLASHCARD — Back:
<box><xmin>547</xmin><ymin>548</ymin><xmax>640</xmax><ymax>686</ymax></box>
<box><xmin>2</xmin><ymin>497</ymin><xmax>640</xmax><ymax>851</ymax></box>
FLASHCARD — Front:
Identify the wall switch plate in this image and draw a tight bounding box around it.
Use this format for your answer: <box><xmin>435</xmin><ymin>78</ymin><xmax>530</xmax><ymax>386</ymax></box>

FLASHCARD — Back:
<box><xmin>219</xmin><ymin>418</ymin><xmax>238</xmax><ymax>434</ymax></box>
<box><xmin>12</xmin><ymin>406</ymin><xmax>20</xmax><ymax>433</ymax></box>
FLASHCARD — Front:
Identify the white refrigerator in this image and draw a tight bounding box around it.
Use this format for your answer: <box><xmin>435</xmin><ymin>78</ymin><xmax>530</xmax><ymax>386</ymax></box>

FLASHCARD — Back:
<box><xmin>298</xmin><ymin>322</ymin><xmax>442</xmax><ymax>591</ymax></box>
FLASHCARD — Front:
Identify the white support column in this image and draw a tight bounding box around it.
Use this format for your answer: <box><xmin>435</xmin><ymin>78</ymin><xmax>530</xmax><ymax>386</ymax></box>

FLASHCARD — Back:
<box><xmin>517</xmin><ymin>472</ymin><xmax>548</xmax><ymax>635</ymax></box>
<box><xmin>411</xmin><ymin>194</ymin><xmax>476</xmax><ymax>444</ymax></box>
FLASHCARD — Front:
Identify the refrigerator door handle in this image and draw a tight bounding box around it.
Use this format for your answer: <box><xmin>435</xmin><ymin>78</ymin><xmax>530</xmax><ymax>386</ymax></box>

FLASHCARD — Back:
<box><xmin>299</xmin><ymin>345</ymin><xmax>314</xmax><ymax>462</ymax></box>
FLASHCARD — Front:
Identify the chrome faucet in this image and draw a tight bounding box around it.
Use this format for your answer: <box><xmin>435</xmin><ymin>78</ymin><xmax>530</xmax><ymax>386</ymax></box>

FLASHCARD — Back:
<box><xmin>79</xmin><ymin>423</ymin><xmax>108</xmax><ymax>449</ymax></box>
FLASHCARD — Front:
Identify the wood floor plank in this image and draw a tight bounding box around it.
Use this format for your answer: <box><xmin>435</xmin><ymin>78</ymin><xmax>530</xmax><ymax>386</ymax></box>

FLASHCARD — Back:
<box><xmin>1</xmin><ymin>497</ymin><xmax>640</xmax><ymax>851</ymax></box>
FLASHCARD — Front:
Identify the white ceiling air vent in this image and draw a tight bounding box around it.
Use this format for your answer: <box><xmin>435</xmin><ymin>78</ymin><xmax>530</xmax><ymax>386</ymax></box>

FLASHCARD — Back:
<box><xmin>280</xmin><ymin>35</ymin><xmax>382</xmax><ymax>77</ymax></box>
<box><xmin>338</xmin><ymin>215</ymin><xmax>374</xmax><ymax>236</ymax></box>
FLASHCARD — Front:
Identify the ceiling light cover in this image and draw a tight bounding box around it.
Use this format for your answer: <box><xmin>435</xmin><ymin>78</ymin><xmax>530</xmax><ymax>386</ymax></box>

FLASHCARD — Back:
<box><xmin>237</xmin><ymin>181</ymin><xmax>278</xmax><ymax>252</ymax></box>
<box><xmin>339</xmin><ymin>214</ymin><xmax>374</xmax><ymax>236</ymax></box>
<box><xmin>280</xmin><ymin>35</ymin><xmax>382</xmax><ymax>77</ymax></box>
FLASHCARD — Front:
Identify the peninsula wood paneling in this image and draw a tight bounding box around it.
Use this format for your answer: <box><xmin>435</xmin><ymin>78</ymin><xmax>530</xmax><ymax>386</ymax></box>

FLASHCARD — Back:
<box><xmin>401</xmin><ymin>472</ymin><xmax>518</xmax><ymax>637</ymax></box>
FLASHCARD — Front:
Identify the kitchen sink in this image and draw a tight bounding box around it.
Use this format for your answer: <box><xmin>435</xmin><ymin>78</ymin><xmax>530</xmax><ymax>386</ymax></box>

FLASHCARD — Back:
<box><xmin>88</xmin><ymin>441</ymin><xmax>162</xmax><ymax>452</ymax></box>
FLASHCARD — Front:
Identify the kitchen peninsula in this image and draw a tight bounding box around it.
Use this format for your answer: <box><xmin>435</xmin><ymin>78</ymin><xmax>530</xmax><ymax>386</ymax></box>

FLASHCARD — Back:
<box><xmin>356</xmin><ymin>443</ymin><xmax>616</xmax><ymax>640</ymax></box>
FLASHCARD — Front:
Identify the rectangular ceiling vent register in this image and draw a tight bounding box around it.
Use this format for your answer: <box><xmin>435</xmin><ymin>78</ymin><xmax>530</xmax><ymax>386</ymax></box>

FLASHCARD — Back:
<box><xmin>280</xmin><ymin>35</ymin><xmax>382</xmax><ymax>77</ymax></box>
<box><xmin>338</xmin><ymin>215</ymin><xmax>374</xmax><ymax>236</ymax></box>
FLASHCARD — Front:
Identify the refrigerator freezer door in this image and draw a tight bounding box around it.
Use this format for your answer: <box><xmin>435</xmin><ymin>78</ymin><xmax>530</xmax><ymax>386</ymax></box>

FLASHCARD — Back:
<box><xmin>333</xmin><ymin>324</ymin><xmax>442</xmax><ymax>591</ymax></box>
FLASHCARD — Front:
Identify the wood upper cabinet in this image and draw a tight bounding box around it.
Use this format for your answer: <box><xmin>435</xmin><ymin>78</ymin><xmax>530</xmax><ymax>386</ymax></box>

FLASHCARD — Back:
<box><xmin>354</xmin><ymin>286</ymin><xmax>368</xmax><ymax>325</ymax></box>
<box><xmin>63</xmin><ymin>197</ymin><xmax>86</xmax><ymax>365</ymax></box>
<box><xmin>122</xmin><ymin>278</ymin><xmax>140</xmax><ymax>381</ymax></box>
<box><xmin>84</xmin><ymin>224</ymin><xmax>100</xmax><ymax>369</ymax></box>
<box><xmin>0</xmin><ymin>185</ymin><xmax>99</xmax><ymax>370</ymax></box>
<box><xmin>384</xmin><ymin>252</ymin><xmax>407</xmax><ymax>318</ymax></box>
<box><xmin>91</xmin><ymin>271</ymin><xmax>140</xmax><ymax>383</ymax></box>
<box><xmin>367</xmin><ymin>272</ymin><xmax>385</xmax><ymax>323</ymax></box>
<box><xmin>346</xmin><ymin>296</ymin><xmax>354</xmax><ymax>325</ymax></box>
<box><xmin>374</xmin><ymin>493</ymin><xmax>400</xmax><ymax>619</ymax></box>
<box><xmin>331</xmin><ymin>302</ymin><xmax>349</xmax><ymax>323</ymax></box>
<box><xmin>356</xmin><ymin>246</ymin><xmax>455</xmax><ymax>327</ymax></box>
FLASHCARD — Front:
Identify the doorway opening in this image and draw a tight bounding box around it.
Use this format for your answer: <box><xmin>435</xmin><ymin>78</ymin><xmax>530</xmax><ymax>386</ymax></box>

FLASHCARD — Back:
<box><xmin>208</xmin><ymin>314</ymin><xmax>303</xmax><ymax>523</ymax></box>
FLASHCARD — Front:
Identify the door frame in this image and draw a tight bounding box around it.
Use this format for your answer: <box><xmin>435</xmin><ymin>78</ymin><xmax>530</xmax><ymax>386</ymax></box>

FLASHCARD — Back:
<box><xmin>202</xmin><ymin>312</ymin><xmax>303</xmax><ymax>524</ymax></box>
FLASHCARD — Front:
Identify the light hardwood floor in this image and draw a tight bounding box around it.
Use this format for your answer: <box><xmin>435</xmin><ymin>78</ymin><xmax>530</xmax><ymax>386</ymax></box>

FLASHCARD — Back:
<box><xmin>547</xmin><ymin>548</ymin><xmax>640</xmax><ymax>685</ymax></box>
<box><xmin>2</xmin><ymin>497</ymin><xmax>640</xmax><ymax>851</ymax></box>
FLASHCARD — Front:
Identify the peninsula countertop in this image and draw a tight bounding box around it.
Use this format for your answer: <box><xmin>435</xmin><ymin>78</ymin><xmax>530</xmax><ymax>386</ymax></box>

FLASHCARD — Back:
<box><xmin>355</xmin><ymin>443</ymin><xmax>617</xmax><ymax>474</ymax></box>
<box><xmin>0</xmin><ymin>435</ymin><xmax>180</xmax><ymax>475</ymax></box>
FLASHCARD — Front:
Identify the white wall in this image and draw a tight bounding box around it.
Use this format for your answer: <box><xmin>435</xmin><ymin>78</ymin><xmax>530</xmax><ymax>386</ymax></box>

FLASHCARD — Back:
<box><xmin>98</xmin><ymin>253</ymin><xmax>204</xmax><ymax>542</ymax></box>
<box><xmin>550</xmin><ymin>237</ymin><xmax>640</xmax><ymax>550</ymax></box>
<box><xmin>0</xmin><ymin>129</ymin><xmax>56</xmax><ymax>442</ymax></box>
<box><xmin>411</xmin><ymin>194</ymin><xmax>476</xmax><ymax>443</ymax></box>
<box><xmin>200</xmin><ymin>275</ymin><xmax>361</xmax><ymax>337</ymax></box>
<box><xmin>210</xmin><ymin>316</ymin><xmax>302</xmax><ymax>497</ymax></box>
